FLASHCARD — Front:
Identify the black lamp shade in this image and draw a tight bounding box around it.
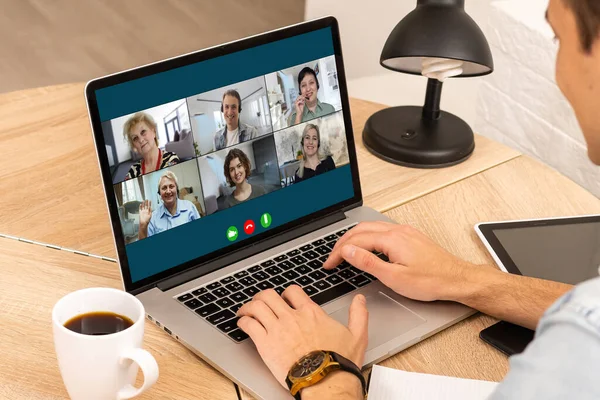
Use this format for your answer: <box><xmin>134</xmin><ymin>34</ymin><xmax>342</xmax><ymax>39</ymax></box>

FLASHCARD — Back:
<box><xmin>381</xmin><ymin>0</ymin><xmax>493</xmax><ymax>77</ymax></box>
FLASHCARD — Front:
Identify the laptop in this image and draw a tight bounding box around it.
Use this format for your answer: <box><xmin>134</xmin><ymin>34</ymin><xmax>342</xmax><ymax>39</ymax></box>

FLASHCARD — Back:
<box><xmin>85</xmin><ymin>16</ymin><xmax>473</xmax><ymax>399</ymax></box>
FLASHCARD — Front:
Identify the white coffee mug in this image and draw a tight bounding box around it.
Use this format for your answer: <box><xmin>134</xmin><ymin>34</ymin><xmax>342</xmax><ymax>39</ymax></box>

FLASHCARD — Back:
<box><xmin>52</xmin><ymin>287</ymin><xmax>159</xmax><ymax>400</ymax></box>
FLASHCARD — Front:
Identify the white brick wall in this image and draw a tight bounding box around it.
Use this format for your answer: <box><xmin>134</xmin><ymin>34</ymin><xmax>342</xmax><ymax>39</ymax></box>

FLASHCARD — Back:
<box><xmin>476</xmin><ymin>0</ymin><xmax>599</xmax><ymax>197</ymax></box>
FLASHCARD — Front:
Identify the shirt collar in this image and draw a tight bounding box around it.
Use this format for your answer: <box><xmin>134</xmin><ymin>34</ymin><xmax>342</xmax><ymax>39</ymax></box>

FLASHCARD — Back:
<box><xmin>303</xmin><ymin>99</ymin><xmax>323</xmax><ymax>116</ymax></box>
<box><xmin>158</xmin><ymin>198</ymin><xmax>187</xmax><ymax>218</ymax></box>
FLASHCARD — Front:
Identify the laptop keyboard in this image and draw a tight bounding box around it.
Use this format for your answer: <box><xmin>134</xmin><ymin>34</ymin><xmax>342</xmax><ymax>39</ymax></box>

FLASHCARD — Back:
<box><xmin>175</xmin><ymin>224</ymin><xmax>386</xmax><ymax>343</ymax></box>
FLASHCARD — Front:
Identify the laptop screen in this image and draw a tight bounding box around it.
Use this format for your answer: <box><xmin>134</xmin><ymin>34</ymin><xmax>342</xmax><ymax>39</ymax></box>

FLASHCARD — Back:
<box><xmin>89</xmin><ymin>21</ymin><xmax>359</xmax><ymax>290</ymax></box>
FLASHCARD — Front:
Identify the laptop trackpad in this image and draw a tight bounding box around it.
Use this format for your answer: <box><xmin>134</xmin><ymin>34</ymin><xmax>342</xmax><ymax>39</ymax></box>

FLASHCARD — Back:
<box><xmin>328</xmin><ymin>292</ymin><xmax>426</xmax><ymax>351</ymax></box>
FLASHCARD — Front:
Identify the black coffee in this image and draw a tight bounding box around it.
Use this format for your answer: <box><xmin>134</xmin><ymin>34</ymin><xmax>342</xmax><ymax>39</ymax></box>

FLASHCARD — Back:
<box><xmin>64</xmin><ymin>311</ymin><xmax>134</xmax><ymax>335</ymax></box>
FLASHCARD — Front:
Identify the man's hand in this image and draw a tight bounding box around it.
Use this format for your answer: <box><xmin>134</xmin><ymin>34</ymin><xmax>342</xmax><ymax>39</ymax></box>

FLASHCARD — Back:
<box><xmin>324</xmin><ymin>222</ymin><xmax>480</xmax><ymax>303</ymax></box>
<box><xmin>236</xmin><ymin>286</ymin><xmax>368</xmax><ymax>388</ymax></box>
<box><xmin>324</xmin><ymin>222</ymin><xmax>572</xmax><ymax>329</ymax></box>
<box><xmin>139</xmin><ymin>200</ymin><xmax>152</xmax><ymax>228</ymax></box>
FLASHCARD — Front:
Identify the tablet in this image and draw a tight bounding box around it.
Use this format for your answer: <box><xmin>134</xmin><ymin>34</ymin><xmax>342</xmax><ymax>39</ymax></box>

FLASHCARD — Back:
<box><xmin>475</xmin><ymin>215</ymin><xmax>600</xmax><ymax>284</ymax></box>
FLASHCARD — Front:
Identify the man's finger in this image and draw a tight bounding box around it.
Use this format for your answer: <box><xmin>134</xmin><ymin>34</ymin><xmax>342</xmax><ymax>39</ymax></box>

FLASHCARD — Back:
<box><xmin>333</xmin><ymin>221</ymin><xmax>393</xmax><ymax>252</ymax></box>
<box><xmin>324</xmin><ymin>231</ymin><xmax>394</xmax><ymax>269</ymax></box>
<box><xmin>347</xmin><ymin>294</ymin><xmax>369</xmax><ymax>361</ymax></box>
<box><xmin>237</xmin><ymin>300</ymin><xmax>279</xmax><ymax>331</ymax></box>
<box><xmin>281</xmin><ymin>285</ymin><xmax>314</xmax><ymax>310</ymax></box>
<box><xmin>237</xmin><ymin>316</ymin><xmax>267</xmax><ymax>342</ymax></box>
<box><xmin>341</xmin><ymin>244</ymin><xmax>400</xmax><ymax>282</ymax></box>
<box><xmin>253</xmin><ymin>289</ymin><xmax>293</xmax><ymax>319</ymax></box>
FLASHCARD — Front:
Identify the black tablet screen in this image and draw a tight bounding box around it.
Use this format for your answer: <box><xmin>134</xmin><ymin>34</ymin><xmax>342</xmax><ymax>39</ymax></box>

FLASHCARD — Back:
<box><xmin>493</xmin><ymin>222</ymin><xmax>600</xmax><ymax>285</ymax></box>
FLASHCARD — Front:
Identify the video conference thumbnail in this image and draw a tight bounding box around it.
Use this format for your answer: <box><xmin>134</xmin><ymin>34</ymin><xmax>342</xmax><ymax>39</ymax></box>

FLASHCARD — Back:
<box><xmin>187</xmin><ymin>76</ymin><xmax>273</xmax><ymax>156</ymax></box>
<box><xmin>274</xmin><ymin>111</ymin><xmax>349</xmax><ymax>185</ymax></box>
<box><xmin>103</xmin><ymin>100</ymin><xmax>195</xmax><ymax>184</ymax></box>
<box><xmin>113</xmin><ymin>160</ymin><xmax>206</xmax><ymax>244</ymax></box>
<box><xmin>197</xmin><ymin>135</ymin><xmax>281</xmax><ymax>215</ymax></box>
<box><xmin>265</xmin><ymin>55</ymin><xmax>342</xmax><ymax>131</ymax></box>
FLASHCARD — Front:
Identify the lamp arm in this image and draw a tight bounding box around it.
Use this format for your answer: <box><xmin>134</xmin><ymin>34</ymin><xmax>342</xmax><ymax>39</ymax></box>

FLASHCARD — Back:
<box><xmin>422</xmin><ymin>78</ymin><xmax>442</xmax><ymax>120</ymax></box>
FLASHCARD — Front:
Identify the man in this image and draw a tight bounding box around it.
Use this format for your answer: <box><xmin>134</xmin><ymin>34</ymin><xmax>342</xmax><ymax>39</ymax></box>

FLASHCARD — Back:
<box><xmin>288</xmin><ymin>66</ymin><xmax>336</xmax><ymax>125</ymax></box>
<box><xmin>237</xmin><ymin>0</ymin><xmax>600</xmax><ymax>398</ymax></box>
<box><xmin>138</xmin><ymin>171</ymin><xmax>200</xmax><ymax>239</ymax></box>
<box><xmin>213</xmin><ymin>89</ymin><xmax>258</xmax><ymax>151</ymax></box>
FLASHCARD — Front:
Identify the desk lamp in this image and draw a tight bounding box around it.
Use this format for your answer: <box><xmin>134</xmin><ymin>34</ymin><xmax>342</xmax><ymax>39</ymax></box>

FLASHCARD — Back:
<box><xmin>363</xmin><ymin>0</ymin><xmax>494</xmax><ymax>167</ymax></box>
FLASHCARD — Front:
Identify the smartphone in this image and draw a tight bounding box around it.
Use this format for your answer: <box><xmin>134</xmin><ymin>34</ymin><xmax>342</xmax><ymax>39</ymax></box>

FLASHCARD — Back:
<box><xmin>479</xmin><ymin>321</ymin><xmax>535</xmax><ymax>356</ymax></box>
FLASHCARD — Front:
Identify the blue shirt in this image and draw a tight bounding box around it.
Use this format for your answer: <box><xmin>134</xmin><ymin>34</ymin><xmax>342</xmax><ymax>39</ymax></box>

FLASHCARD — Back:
<box><xmin>147</xmin><ymin>199</ymin><xmax>200</xmax><ymax>237</ymax></box>
<box><xmin>490</xmin><ymin>275</ymin><xmax>600</xmax><ymax>399</ymax></box>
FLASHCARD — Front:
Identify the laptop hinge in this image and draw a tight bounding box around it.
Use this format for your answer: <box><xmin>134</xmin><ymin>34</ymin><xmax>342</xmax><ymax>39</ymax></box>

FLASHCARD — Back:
<box><xmin>156</xmin><ymin>210</ymin><xmax>347</xmax><ymax>292</ymax></box>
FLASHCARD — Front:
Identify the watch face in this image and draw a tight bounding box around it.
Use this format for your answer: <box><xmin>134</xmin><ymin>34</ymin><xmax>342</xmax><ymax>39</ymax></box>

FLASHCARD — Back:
<box><xmin>290</xmin><ymin>351</ymin><xmax>327</xmax><ymax>379</ymax></box>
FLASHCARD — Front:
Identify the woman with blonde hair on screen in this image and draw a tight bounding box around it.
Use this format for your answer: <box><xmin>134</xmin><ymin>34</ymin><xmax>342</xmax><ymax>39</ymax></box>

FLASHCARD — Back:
<box><xmin>123</xmin><ymin>112</ymin><xmax>179</xmax><ymax>180</ymax></box>
<box><xmin>294</xmin><ymin>123</ymin><xmax>336</xmax><ymax>183</ymax></box>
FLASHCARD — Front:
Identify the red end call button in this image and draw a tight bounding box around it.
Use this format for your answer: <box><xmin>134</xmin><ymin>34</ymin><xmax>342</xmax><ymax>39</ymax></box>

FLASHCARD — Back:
<box><xmin>244</xmin><ymin>220</ymin><xmax>255</xmax><ymax>235</ymax></box>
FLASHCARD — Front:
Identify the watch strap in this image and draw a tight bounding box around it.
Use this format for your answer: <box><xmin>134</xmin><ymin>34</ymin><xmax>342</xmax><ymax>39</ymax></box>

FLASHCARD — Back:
<box><xmin>330</xmin><ymin>352</ymin><xmax>367</xmax><ymax>398</ymax></box>
<box><xmin>285</xmin><ymin>376</ymin><xmax>301</xmax><ymax>400</ymax></box>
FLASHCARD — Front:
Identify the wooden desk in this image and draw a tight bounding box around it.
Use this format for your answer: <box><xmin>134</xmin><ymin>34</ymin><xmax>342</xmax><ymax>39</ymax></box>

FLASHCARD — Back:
<box><xmin>0</xmin><ymin>239</ymin><xmax>238</xmax><ymax>399</ymax></box>
<box><xmin>2</xmin><ymin>83</ymin><xmax>596</xmax><ymax>399</ymax></box>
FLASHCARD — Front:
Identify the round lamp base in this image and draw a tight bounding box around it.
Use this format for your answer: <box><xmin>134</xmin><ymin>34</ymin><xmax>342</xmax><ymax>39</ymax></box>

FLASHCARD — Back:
<box><xmin>362</xmin><ymin>106</ymin><xmax>475</xmax><ymax>168</ymax></box>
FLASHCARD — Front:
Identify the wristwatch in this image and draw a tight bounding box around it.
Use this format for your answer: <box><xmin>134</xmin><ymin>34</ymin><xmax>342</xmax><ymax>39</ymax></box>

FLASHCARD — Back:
<box><xmin>285</xmin><ymin>350</ymin><xmax>367</xmax><ymax>399</ymax></box>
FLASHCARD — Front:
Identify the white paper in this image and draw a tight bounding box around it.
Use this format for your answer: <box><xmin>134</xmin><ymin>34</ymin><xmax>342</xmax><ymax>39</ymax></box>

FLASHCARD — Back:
<box><xmin>368</xmin><ymin>365</ymin><xmax>498</xmax><ymax>400</ymax></box>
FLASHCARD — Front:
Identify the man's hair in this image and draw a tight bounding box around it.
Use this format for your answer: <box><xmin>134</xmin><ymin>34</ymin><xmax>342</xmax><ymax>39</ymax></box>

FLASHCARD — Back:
<box><xmin>123</xmin><ymin>112</ymin><xmax>159</xmax><ymax>149</ymax></box>
<box><xmin>563</xmin><ymin>0</ymin><xmax>600</xmax><ymax>53</ymax></box>
<box><xmin>222</xmin><ymin>89</ymin><xmax>242</xmax><ymax>110</ymax></box>
<box><xmin>224</xmin><ymin>148</ymin><xmax>251</xmax><ymax>187</ymax></box>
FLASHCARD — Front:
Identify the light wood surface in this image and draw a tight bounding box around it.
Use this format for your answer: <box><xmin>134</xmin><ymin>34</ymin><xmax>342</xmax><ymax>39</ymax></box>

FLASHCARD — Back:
<box><xmin>0</xmin><ymin>0</ymin><xmax>304</xmax><ymax>93</ymax></box>
<box><xmin>0</xmin><ymin>83</ymin><xmax>519</xmax><ymax>259</ymax></box>
<box><xmin>0</xmin><ymin>238</ymin><xmax>238</xmax><ymax>399</ymax></box>
<box><xmin>238</xmin><ymin>156</ymin><xmax>600</xmax><ymax>399</ymax></box>
<box><xmin>3</xmin><ymin>82</ymin><xmax>589</xmax><ymax>400</ymax></box>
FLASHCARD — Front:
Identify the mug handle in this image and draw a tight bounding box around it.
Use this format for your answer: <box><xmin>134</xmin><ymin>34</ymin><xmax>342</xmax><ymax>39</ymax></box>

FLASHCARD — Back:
<box><xmin>117</xmin><ymin>348</ymin><xmax>159</xmax><ymax>399</ymax></box>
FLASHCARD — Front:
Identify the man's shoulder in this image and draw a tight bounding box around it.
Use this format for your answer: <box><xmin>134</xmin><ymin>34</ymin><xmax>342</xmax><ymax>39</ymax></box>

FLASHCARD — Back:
<box><xmin>177</xmin><ymin>198</ymin><xmax>197</xmax><ymax>211</ymax></box>
<box><xmin>542</xmin><ymin>276</ymin><xmax>600</xmax><ymax>326</ymax></box>
<box><xmin>572</xmin><ymin>276</ymin><xmax>600</xmax><ymax>299</ymax></box>
<box><xmin>240</xmin><ymin>122</ymin><xmax>258</xmax><ymax>132</ymax></box>
<box><xmin>152</xmin><ymin>204</ymin><xmax>165</xmax><ymax>219</ymax></box>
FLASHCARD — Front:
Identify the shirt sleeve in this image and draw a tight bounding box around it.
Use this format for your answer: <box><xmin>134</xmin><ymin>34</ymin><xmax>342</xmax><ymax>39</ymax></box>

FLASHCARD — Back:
<box><xmin>488</xmin><ymin>276</ymin><xmax>600</xmax><ymax>400</ymax></box>
<box><xmin>190</xmin><ymin>202</ymin><xmax>200</xmax><ymax>220</ymax></box>
<box><xmin>326</xmin><ymin>156</ymin><xmax>336</xmax><ymax>170</ymax></box>
<box><xmin>294</xmin><ymin>170</ymin><xmax>302</xmax><ymax>183</ymax></box>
